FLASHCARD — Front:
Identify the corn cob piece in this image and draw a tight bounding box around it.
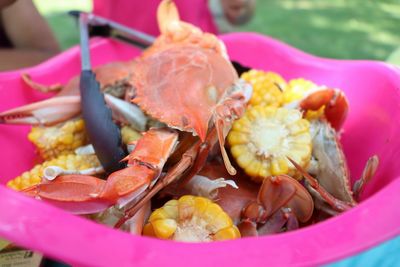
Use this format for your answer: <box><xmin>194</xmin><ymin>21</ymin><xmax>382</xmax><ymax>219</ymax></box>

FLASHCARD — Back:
<box><xmin>228</xmin><ymin>106</ymin><xmax>312</xmax><ymax>182</ymax></box>
<box><xmin>7</xmin><ymin>153</ymin><xmax>101</xmax><ymax>191</ymax></box>
<box><xmin>28</xmin><ymin>118</ymin><xmax>87</xmax><ymax>160</ymax></box>
<box><xmin>143</xmin><ymin>196</ymin><xmax>240</xmax><ymax>242</ymax></box>
<box><xmin>241</xmin><ymin>69</ymin><xmax>286</xmax><ymax>107</ymax></box>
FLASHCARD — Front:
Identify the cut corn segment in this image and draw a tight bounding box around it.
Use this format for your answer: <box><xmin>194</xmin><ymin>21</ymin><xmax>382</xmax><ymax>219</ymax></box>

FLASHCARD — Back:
<box><xmin>7</xmin><ymin>153</ymin><xmax>101</xmax><ymax>191</ymax></box>
<box><xmin>28</xmin><ymin>118</ymin><xmax>87</xmax><ymax>160</ymax></box>
<box><xmin>241</xmin><ymin>70</ymin><xmax>286</xmax><ymax>107</ymax></box>
<box><xmin>143</xmin><ymin>196</ymin><xmax>240</xmax><ymax>242</ymax></box>
<box><xmin>228</xmin><ymin>106</ymin><xmax>312</xmax><ymax>182</ymax></box>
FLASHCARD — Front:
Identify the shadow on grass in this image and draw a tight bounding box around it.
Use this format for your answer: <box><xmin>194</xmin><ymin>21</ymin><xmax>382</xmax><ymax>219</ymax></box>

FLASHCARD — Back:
<box><xmin>238</xmin><ymin>0</ymin><xmax>400</xmax><ymax>60</ymax></box>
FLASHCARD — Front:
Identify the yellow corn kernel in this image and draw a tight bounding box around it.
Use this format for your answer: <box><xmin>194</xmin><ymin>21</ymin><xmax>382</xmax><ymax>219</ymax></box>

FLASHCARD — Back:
<box><xmin>149</xmin><ymin>206</ymin><xmax>177</xmax><ymax>222</ymax></box>
<box><xmin>283</xmin><ymin>78</ymin><xmax>318</xmax><ymax>104</ymax></box>
<box><xmin>6</xmin><ymin>153</ymin><xmax>101</xmax><ymax>191</ymax></box>
<box><xmin>142</xmin><ymin>223</ymin><xmax>156</xmax><ymax>237</ymax></box>
<box><xmin>228</xmin><ymin>106</ymin><xmax>312</xmax><ymax>182</ymax></box>
<box><xmin>214</xmin><ymin>226</ymin><xmax>241</xmax><ymax>240</ymax></box>
<box><xmin>241</xmin><ymin>69</ymin><xmax>286</xmax><ymax>107</ymax></box>
<box><xmin>151</xmin><ymin>219</ymin><xmax>177</xmax><ymax>239</ymax></box>
<box><xmin>143</xmin><ymin>196</ymin><xmax>240</xmax><ymax>242</ymax></box>
<box><xmin>121</xmin><ymin>125</ymin><xmax>142</xmax><ymax>145</ymax></box>
<box><xmin>28</xmin><ymin>118</ymin><xmax>88</xmax><ymax>160</ymax></box>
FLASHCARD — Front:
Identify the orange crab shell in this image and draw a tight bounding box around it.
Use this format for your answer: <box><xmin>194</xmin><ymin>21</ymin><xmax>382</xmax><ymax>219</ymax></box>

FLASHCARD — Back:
<box><xmin>131</xmin><ymin>44</ymin><xmax>238</xmax><ymax>141</ymax></box>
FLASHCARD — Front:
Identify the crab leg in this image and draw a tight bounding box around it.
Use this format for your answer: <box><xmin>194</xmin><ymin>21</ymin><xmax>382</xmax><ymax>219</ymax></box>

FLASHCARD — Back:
<box><xmin>300</xmin><ymin>88</ymin><xmax>349</xmax><ymax>131</ymax></box>
<box><xmin>0</xmin><ymin>92</ymin><xmax>147</xmax><ymax>127</ymax></box>
<box><xmin>258</xmin><ymin>210</ymin><xmax>290</xmax><ymax>235</ymax></box>
<box><xmin>213</xmin><ymin>81</ymin><xmax>252</xmax><ymax>175</ymax></box>
<box><xmin>353</xmin><ymin>155</ymin><xmax>379</xmax><ymax>201</ymax></box>
<box><xmin>23</xmin><ymin>128</ymin><xmax>179</xmax><ymax>214</ymax></box>
<box><xmin>22</xmin><ymin>73</ymin><xmax>63</xmax><ymax>93</ymax></box>
<box><xmin>115</xmin><ymin>121</ymin><xmax>237</xmax><ymax>227</ymax></box>
<box><xmin>127</xmin><ymin>202</ymin><xmax>151</xmax><ymax>235</ymax></box>
<box><xmin>115</xmin><ymin>139</ymin><xmax>200</xmax><ymax>228</ymax></box>
<box><xmin>237</xmin><ymin>220</ymin><xmax>258</xmax><ymax>237</ymax></box>
<box><xmin>288</xmin><ymin>157</ymin><xmax>353</xmax><ymax>212</ymax></box>
<box><xmin>176</xmin><ymin>127</ymin><xmax>221</xmax><ymax>188</ymax></box>
<box><xmin>0</xmin><ymin>95</ymin><xmax>81</xmax><ymax>125</ymax></box>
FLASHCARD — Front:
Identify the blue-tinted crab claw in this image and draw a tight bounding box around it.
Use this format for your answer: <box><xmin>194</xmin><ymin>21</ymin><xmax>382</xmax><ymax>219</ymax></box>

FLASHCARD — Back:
<box><xmin>0</xmin><ymin>95</ymin><xmax>81</xmax><ymax>126</ymax></box>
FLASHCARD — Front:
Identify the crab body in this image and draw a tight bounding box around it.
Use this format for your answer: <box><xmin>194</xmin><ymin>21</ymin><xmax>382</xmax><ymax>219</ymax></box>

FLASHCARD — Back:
<box><xmin>309</xmin><ymin>120</ymin><xmax>353</xmax><ymax>204</ymax></box>
<box><xmin>132</xmin><ymin>44</ymin><xmax>239</xmax><ymax>140</ymax></box>
<box><xmin>303</xmin><ymin>120</ymin><xmax>379</xmax><ymax>214</ymax></box>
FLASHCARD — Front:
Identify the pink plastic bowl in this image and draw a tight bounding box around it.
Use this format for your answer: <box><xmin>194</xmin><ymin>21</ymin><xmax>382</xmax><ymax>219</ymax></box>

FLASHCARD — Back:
<box><xmin>1</xmin><ymin>33</ymin><xmax>400</xmax><ymax>267</ymax></box>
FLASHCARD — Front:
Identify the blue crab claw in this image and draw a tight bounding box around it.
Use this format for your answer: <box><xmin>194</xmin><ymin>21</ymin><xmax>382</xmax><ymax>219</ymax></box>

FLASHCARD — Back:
<box><xmin>0</xmin><ymin>95</ymin><xmax>81</xmax><ymax>126</ymax></box>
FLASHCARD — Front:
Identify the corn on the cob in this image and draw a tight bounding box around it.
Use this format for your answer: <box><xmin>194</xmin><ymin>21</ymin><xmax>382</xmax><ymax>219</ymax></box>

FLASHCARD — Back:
<box><xmin>28</xmin><ymin>118</ymin><xmax>87</xmax><ymax>160</ymax></box>
<box><xmin>241</xmin><ymin>69</ymin><xmax>286</xmax><ymax>107</ymax></box>
<box><xmin>143</xmin><ymin>196</ymin><xmax>240</xmax><ymax>242</ymax></box>
<box><xmin>228</xmin><ymin>106</ymin><xmax>312</xmax><ymax>182</ymax></box>
<box><xmin>7</xmin><ymin>153</ymin><xmax>101</xmax><ymax>191</ymax></box>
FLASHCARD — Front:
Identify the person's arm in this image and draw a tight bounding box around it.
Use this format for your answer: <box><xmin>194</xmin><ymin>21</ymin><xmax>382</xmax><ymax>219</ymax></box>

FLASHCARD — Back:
<box><xmin>0</xmin><ymin>0</ymin><xmax>60</xmax><ymax>71</ymax></box>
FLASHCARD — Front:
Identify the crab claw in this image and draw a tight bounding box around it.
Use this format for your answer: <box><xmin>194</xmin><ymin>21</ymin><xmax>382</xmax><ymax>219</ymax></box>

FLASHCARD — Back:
<box><xmin>22</xmin><ymin>165</ymin><xmax>156</xmax><ymax>214</ymax></box>
<box><xmin>0</xmin><ymin>95</ymin><xmax>81</xmax><ymax>126</ymax></box>
<box><xmin>258</xmin><ymin>175</ymin><xmax>314</xmax><ymax>223</ymax></box>
<box><xmin>22</xmin><ymin>175</ymin><xmax>109</xmax><ymax>214</ymax></box>
<box><xmin>238</xmin><ymin>175</ymin><xmax>313</xmax><ymax>236</ymax></box>
<box><xmin>152</xmin><ymin>0</ymin><xmax>227</xmax><ymax>58</ymax></box>
<box><xmin>23</xmin><ymin>128</ymin><xmax>179</xmax><ymax>214</ymax></box>
<box><xmin>300</xmin><ymin>88</ymin><xmax>349</xmax><ymax>131</ymax></box>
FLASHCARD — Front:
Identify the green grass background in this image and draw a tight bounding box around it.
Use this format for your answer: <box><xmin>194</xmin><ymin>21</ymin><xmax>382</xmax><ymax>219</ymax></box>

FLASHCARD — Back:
<box><xmin>33</xmin><ymin>0</ymin><xmax>400</xmax><ymax>62</ymax></box>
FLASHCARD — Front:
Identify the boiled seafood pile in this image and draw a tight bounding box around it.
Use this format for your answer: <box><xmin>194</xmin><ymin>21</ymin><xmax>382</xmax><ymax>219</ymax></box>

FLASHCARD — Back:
<box><xmin>2</xmin><ymin>0</ymin><xmax>378</xmax><ymax>242</ymax></box>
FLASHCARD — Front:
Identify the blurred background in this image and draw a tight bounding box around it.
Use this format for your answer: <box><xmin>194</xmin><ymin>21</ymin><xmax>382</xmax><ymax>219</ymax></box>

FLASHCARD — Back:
<box><xmin>33</xmin><ymin>0</ymin><xmax>400</xmax><ymax>64</ymax></box>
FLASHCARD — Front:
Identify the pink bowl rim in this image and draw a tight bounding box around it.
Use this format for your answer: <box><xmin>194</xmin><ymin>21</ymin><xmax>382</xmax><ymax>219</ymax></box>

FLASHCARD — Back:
<box><xmin>0</xmin><ymin>33</ymin><xmax>399</xmax><ymax>267</ymax></box>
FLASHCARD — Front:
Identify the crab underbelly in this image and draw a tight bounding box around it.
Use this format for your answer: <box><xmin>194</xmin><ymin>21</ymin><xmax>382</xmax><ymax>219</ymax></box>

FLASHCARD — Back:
<box><xmin>310</xmin><ymin>120</ymin><xmax>354</xmax><ymax>204</ymax></box>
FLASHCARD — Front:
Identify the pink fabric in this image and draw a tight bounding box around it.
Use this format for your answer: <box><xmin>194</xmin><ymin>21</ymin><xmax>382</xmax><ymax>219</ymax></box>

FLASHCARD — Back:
<box><xmin>93</xmin><ymin>0</ymin><xmax>218</xmax><ymax>36</ymax></box>
<box><xmin>0</xmin><ymin>34</ymin><xmax>400</xmax><ymax>266</ymax></box>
